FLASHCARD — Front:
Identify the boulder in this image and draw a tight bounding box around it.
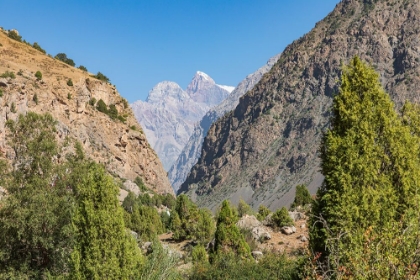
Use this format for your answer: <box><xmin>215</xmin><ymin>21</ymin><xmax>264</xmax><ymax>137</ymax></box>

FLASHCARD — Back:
<box><xmin>236</xmin><ymin>214</ymin><xmax>262</xmax><ymax>229</ymax></box>
<box><xmin>123</xmin><ymin>180</ymin><xmax>141</xmax><ymax>196</ymax></box>
<box><xmin>281</xmin><ymin>226</ymin><xmax>296</xmax><ymax>235</ymax></box>
<box><xmin>252</xmin><ymin>226</ymin><xmax>271</xmax><ymax>241</ymax></box>
<box><xmin>237</xmin><ymin>215</ymin><xmax>271</xmax><ymax>242</ymax></box>
<box><xmin>288</xmin><ymin>211</ymin><xmax>306</xmax><ymax>221</ymax></box>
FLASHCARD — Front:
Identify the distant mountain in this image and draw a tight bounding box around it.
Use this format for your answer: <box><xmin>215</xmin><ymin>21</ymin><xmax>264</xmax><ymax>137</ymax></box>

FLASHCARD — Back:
<box><xmin>131</xmin><ymin>72</ymin><xmax>233</xmax><ymax>170</ymax></box>
<box><xmin>0</xmin><ymin>30</ymin><xmax>173</xmax><ymax>195</ymax></box>
<box><xmin>169</xmin><ymin>54</ymin><xmax>281</xmax><ymax>192</ymax></box>
<box><xmin>179</xmin><ymin>0</ymin><xmax>420</xmax><ymax>210</ymax></box>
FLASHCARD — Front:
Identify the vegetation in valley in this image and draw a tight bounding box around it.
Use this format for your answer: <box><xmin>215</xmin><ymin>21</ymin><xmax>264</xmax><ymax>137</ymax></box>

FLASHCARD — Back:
<box><xmin>1</xmin><ymin>56</ymin><xmax>420</xmax><ymax>279</ymax></box>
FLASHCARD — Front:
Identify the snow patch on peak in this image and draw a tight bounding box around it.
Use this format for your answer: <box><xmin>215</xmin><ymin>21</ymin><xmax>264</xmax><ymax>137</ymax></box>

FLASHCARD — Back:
<box><xmin>216</xmin><ymin>84</ymin><xmax>235</xmax><ymax>93</ymax></box>
<box><xmin>196</xmin><ymin>71</ymin><xmax>211</xmax><ymax>81</ymax></box>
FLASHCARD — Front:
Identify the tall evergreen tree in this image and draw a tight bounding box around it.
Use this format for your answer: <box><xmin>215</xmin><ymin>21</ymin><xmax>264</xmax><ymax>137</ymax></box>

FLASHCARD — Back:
<box><xmin>0</xmin><ymin>113</ymin><xmax>74</xmax><ymax>278</ymax></box>
<box><xmin>213</xmin><ymin>200</ymin><xmax>251</xmax><ymax>260</ymax></box>
<box><xmin>70</xmin><ymin>161</ymin><xmax>142</xmax><ymax>279</ymax></box>
<box><xmin>309</xmin><ymin>57</ymin><xmax>420</xmax><ymax>278</ymax></box>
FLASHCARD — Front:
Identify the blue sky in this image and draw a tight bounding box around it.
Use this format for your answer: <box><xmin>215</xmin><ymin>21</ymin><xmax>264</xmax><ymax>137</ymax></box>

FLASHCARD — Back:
<box><xmin>2</xmin><ymin>0</ymin><xmax>339</xmax><ymax>102</ymax></box>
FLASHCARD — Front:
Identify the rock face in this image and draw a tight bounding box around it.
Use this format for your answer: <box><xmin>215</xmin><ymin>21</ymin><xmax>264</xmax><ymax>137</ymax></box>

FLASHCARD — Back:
<box><xmin>0</xmin><ymin>31</ymin><xmax>173</xmax><ymax>195</ymax></box>
<box><xmin>169</xmin><ymin>54</ymin><xmax>281</xmax><ymax>192</ymax></box>
<box><xmin>131</xmin><ymin>72</ymin><xmax>233</xmax><ymax>171</ymax></box>
<box><xmin>179</xmin><ymin>0</ymin><xmax>420</xmax><ymax>210</ymax></box>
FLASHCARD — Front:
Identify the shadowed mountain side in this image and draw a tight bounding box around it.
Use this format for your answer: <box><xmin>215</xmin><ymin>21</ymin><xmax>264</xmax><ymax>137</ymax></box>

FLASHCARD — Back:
<box><xmin>179</xmin><ymin>0</ymin><xmax>420</xmax><ymax>210</ymax></box>
<box><xmin>169</xmin><ymin>54</ymin><xmax>281</xmax><ymax>192</ymax></box>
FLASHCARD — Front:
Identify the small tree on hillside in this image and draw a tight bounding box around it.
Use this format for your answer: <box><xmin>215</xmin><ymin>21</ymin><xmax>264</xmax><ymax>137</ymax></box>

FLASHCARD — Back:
<box><xmin>290</xmin><ymin>184</ymin><xmax>312</xmax><ymax>210</ymax></box>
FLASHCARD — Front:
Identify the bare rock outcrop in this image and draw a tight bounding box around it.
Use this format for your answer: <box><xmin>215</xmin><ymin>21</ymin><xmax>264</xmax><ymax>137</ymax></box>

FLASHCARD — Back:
<box><xmin>180</xmin><ymin>0</ymin><xmax>420</xmax><ymax>210</ymax></box>
<box><xmin>0</xmin><ymin>31</ymin><xmax>173</xmax><ymax>195</ymax></box>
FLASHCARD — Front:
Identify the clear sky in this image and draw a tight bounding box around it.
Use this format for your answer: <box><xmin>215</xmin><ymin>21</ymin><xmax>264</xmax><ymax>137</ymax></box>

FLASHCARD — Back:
<box><xmin>1</xmin><ymin>0</ymin><xmax>340</xmax><ymax>102</ymax></box>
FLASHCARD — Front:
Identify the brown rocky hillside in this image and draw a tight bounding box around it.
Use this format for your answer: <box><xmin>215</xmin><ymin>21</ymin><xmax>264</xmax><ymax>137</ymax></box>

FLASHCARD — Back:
<box><xmin>179</xmin><ymin>0</ymin><xmax>420</xmax><ymax>210</ymax></box>
<box><xmin>0</xmin><ymin>30</ymin><xmax>173</xmax><ymax>195</ymax></box>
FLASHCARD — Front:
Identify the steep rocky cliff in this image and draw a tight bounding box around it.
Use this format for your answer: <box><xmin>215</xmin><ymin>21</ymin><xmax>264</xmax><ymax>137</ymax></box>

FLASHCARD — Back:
<box><xmin>169</xmin><ymin>54</ymin><xmax>281</xmax><ymax>192</ymax></box>
<box><xmin>179</xmin><ymin>0</ymin><xmax>420</xmax><ymax>210</ymax></box>
<box><xmin>0</xmin><ymin>31</ymin><xmax>173</xmax><ymax>195</ymax></box>
<box><xmin>131</xmin><ymin>72</ymin><xmax>233</xmax><ymax>170</ymax></box>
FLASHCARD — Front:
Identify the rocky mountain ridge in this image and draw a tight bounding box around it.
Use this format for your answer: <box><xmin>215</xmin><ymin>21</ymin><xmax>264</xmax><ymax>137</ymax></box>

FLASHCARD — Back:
<box><xmin>0</xmin><ymin>31</ymin><xmax>174</xmax><ymax>195</ymax></box>
<box><xmin>179</xmin><ymin>0</ymin><xmax>420</xmax><ymax>210</ymax></box>
<box><xmin>169</xmin><ymin>54</ymin><xmax>281</xmax><ymax>192</ymax></box>
<box><xmin>131</xmin><ymin>72</ymin><xmax>233</xmax><ymax>171</ymax></box>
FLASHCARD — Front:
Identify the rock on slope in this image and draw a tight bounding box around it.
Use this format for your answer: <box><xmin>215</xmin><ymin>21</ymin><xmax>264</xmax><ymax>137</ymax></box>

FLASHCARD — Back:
<box><xmin>0</xmin><ymin>30</ymin><xmax>173</xmax><ymax>195</ymax></box>
<box><xmin>169</xmin><ymin>54</ymin><xmax>281</xmax><ymax>192</ymax></box>
<box><xmin>179</xmin><ymin>0</ymin><xmax>420</xmax><ymax>210</ymax></box>
<box><xmin>131</xmin><ymin>72</ymin><xmax>233</xmax><ymax>171</ymax></box>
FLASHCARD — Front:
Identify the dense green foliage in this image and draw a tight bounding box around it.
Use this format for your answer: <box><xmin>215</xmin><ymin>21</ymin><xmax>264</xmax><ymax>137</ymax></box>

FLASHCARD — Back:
<box><xmin>190</xmin><ymin>252</ymin><xmax>300</xmax><ymax>280</ymax></box>
<box><xmin>1</xmin><ymin>71</ymin><xmax>16</xmax><ymax>79</ymax></box>
<box><xmin>237</xmin><ymin>199</ymin><xmax>254</xmax><ymax>217</ymax></box>
<box><xmin>140</xmin><ymin>241</ymin><xmax>182</xmax><ymax>280</ymax></box>
<box><xmin>55</xmin><ymin>53</ymin><xmax>76</xmax><ymax>67</ymax></box>
<box><xmin>291</xmin><ymin>184</ymin><xmax>312</xmax><ymax>210</ymax></box>
<box><xmin>309</xmin><ymin>57</ymin><xmax>420</xmax><ymax>278</ymax></box>
<box><xmin>171</xmin><ymin>195</ymin><xmax>215</xmax><ymax>244</ymax></box>
<box><xmin>0</xmin><ymin>112</ymin><xmax>144</xmax><ymax>278</ymax></box>
<box><xmin>272</xmin><ymin>207</ymin><xmax>294</xmax><ymax>228</ymax></box>
<box><xmin>35</xmin><ymin>70</ymin><xmax>42</xmax><ymax>80</ymax></box>
<box><xmin>95</xmin><ymin>98</ymin><xmax>127</xmax><ymax>122</ymax></box>
<box><xmin>213</xmin><ymin>200</ymin><xmax>251</xmax><ymax>260</ymax></box>
<box><xmin>70</xmin><ymin>162</ymin><xmax>143</xmax><ymax>279</ymax></box>
<box><xmin>93</xmin><ymin>71</ymin><xmax>110</xmax><ymax>82</ymax></box>
<box><xmin>257</xmin><ymin>204</ymin><xmax>271</xmax><ymax>221</ymax></box>
<box><xmin>0</xmin><ymin>113</ymin><xmax>73</xmax><ymax>278</ymax></box>
<box><xmin>78</xmin><ymin>65</ymin><xmax>88</xmax><ymax>72</ymax></box>
<box><xmin>32</xmin><ymin>42</ymin><xmax>46</xmax><ymax>53</ymax></box>
<box><xmin>7</xmin><ymin>30</ymin><xmax>22</xmax><ymax>42</ymax></box>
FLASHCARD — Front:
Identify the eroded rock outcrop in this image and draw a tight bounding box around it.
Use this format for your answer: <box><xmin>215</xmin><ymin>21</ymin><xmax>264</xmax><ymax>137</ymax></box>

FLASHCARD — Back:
<box><xmin>0</xmin><ymin>31</ymin><xmax>173</xmax><ymax>195</ymax></box>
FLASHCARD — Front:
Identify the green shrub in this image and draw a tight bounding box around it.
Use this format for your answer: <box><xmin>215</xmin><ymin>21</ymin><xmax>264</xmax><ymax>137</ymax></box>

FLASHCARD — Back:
<box><xmin>67</xmin><ymin>79</ymin><xmax>73</xmax><ymax>86</ymax></box>
<box><xmin>237</xmin><ymin>199</ymin><xmax>253</xmax><ymax>217</ymax></box>
<box><xmin>17</xmin><ymin>69</ymin><xmax>23</xmax><ymax>76</ymax></box>
<box><xmin>67</xmin><ymin>93</ymin><xmax>72</xmax><ymax>100</ymax></box>
<box><xmin>0</xmin><ymin>89</ymin><xmax>3</xmax><ymax>98</ymax></box>
<box><xmin>93</xmin><ymin>72</ymin><xmax>110</xmax><ymax>83</ymax></box>
<box><xmin>192</xmin><ymin>245</ymin><xmax>208</xmax><ymax>264</ymax></box>
<box><xmin>35</xmin><ymin>71</ymin><xmax>42</xmax><ymax>81</ymax></box>
<box><xmin>88</xmin><ymin>97</ymin><xmax>96</xmax><ymax>106</ymax></box>
<box><xmin>272</xmin><ymin>207</ymin><xmax>294</xmax><ymax>228</ymax></box>
<box><xmin>96</xmin><ymin>99</ymin><xmax>107</xmax><ymax>113</ymax></box>
<box><xmin>55</xmin><ymin>53</ymin><xmax>75</xmax><ymax>67</ymax></box>
<box><xmin>257</xmin><ymin>205</ymin><xmax>271</xmax><ymax>221</ymax></box>
<box><xmin>290</xmin><ymin>184</ymin><xmax>312</xmax><ymax>210</ymax></box>
<box><xmin>1</xmin><ymin>71</ymin><xmax>16</xmax><ymax>79</ymax></box>
<box><xmin>7</xmin><ymin>30</ymin><xmax>21</xmax><ymax>42</ymax></box>
<box><xmin>134</xmin><ymin>176</ymin><xmax>147</xmax><ymax>191</ymax></box>
<box><xmin>213</xmin><ymin>200</ymin><xmax>251</xmax><ymax>260</ymax></box>
<box><xmin>32</xmin><ymin>42</ymin><xmax>46</xmax><ymax>54</ymax></box>
<box><xmin>191</xmin><ymin>252</ymin><xmax>300</xmax><ymax>280</ymax></box>
<box><xmin>78</xmin><ymin>65</ymin><xmax>87</xmax><ymax>72</ymax></box>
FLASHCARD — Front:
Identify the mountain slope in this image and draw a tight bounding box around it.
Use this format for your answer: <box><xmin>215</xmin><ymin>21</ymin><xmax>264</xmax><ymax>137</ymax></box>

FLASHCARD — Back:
<box><xmin>0</xmin><ymin>30</ymin><xmax>173</xmax><ymax>195</ymax></box>
<box><xmin>131</xmin><ymin>72</ymin><xmax>232</xmax><ymax>170</ymax></box>
<box><xmin>169</xmin><ymin>54</ymin><xmax>281</xmax><ymax>192</ymax></box>
<box><xmin>179</xmin><ymin>0</ymin><xmax>420</xmax><ymax>210</ymax></box>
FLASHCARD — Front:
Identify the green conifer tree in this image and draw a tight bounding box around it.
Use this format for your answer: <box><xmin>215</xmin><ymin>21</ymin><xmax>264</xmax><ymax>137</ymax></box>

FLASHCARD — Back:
<box><xmin>70</xmin><ymin>162</ymin><xmax>142</xmax><ymax>279</ymax></box>
<box><xmin>213</xmin><ymin>200</ymin><xmax>251</xmax><ymax>260</ymax></box>
<box><xmin>309</xmin><ymin>57</ymin><xmax>420</xmax><ymax>278</ymax></box>
<box><xmin>0</xmin><ymin>113</ymin><xmax>74</xmax><ymax>278</ymax></box>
